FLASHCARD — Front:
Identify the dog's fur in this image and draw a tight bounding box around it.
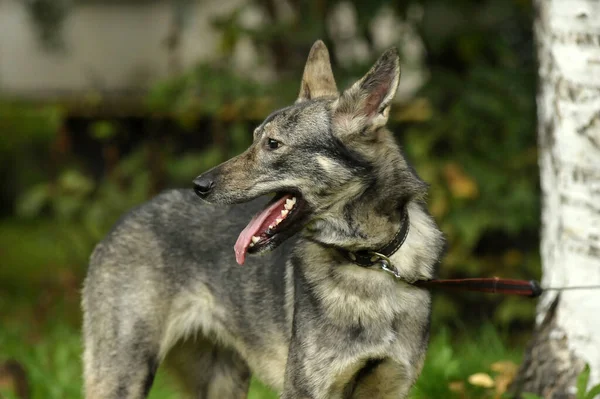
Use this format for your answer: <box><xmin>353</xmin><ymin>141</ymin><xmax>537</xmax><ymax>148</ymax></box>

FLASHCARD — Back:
<box><xmin>82</xmin><ymin>40</ymin><xmax>445</xmax><ymax>399</ymax></box>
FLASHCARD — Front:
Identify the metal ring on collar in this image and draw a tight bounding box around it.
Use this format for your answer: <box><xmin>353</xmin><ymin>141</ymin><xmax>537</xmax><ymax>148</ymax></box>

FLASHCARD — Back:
<box><xmin>368</xmin><ymin>252</ymin><xmax>401</xmax><ymax>278</ymax></box>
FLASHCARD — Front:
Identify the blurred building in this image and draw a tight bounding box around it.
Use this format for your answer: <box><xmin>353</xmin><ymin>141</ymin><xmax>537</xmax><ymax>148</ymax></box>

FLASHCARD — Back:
<box><xmin>0</xmin><ymin>0</ymin><xmax>243</xmax><ymax>101</ymax></box>
<box><xmin>0</xmin><ymin>0</ymin><xmax>426</xmax><ymax>106</ymax></box>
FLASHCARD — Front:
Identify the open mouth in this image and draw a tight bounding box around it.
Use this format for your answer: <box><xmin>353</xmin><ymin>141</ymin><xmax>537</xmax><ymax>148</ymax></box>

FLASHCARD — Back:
<box><xmin>234</xmin><ymin>192</ymin><xmax>307</xmax><ymax>265</ymax></box>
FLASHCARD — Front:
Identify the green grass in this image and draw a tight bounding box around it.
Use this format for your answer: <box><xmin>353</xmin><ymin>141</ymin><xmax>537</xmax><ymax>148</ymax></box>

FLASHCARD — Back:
<box><xmin>413</xmin><ymin>325</ymin><xmax>521</xmax><ymax>398</ymax></box>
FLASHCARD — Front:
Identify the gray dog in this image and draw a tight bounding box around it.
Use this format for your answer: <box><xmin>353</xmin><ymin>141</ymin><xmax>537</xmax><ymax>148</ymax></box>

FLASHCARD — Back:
<box><xmin>82</xmin><ymin>40</ymin><xmax>445</xmax><ymax>399</ymax></box>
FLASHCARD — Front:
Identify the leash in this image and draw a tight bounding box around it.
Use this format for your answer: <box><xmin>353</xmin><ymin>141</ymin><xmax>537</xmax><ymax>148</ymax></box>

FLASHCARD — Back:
<box><xmin>414</xmin><ymin>277</ymin><xmax>543</xmax><ymax>297</ymax></box>
<box><xmin>372</xmin><ymin>255</ymin><xmax>600</xmax><ymax>298</ymax></box>
<box><xmin>414</xmin><ymin>278</ymin><xmax>600</xmax><ymax>298</ymax></box>
<box><xmin>338</xmin><ymin>208</ymin><xmax>600</xmax><ymax>299</ymax></box>
<box><xmin>418</xmin><ymin>278</ymin><xmax>600</xmax><ymax>298</ymax></box>
<box><xmin>367</xmin><ymin>253</ymin><xmax>600</xmax><ymax>298</ymax></box>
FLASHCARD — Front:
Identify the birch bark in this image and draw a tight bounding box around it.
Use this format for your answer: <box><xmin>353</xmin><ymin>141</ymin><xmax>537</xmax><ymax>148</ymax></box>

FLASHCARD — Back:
<box><xmin>512</xmin><ymin>0</ymin><xmax>600</xmax><ymax>396</ymax></box>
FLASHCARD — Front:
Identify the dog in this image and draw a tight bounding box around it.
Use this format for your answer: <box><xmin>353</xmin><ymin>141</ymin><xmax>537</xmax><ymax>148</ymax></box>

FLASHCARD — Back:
<box><xmin>82</xmin><ymin>40</ymin><xmax>445</xmax><ymax>399</ymax></box>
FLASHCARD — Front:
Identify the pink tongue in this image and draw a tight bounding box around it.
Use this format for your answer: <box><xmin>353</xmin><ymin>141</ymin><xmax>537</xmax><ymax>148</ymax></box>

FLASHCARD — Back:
<box><xmin>234</xmin><ymin>195</ymin><xmax>292</xmax><ymax>265</ymax></box>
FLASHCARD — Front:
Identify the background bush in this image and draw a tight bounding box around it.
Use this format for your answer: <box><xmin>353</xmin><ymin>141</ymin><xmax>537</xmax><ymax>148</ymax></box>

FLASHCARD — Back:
<box><xmin>0</xmin><ymin>1</ymin><xmax>539</xmax><ymax>396</ymax></box>
<box><xmin>1</xmin><ymin>0</ymin><xmax>538</xmax><ymax>331</ymax></box>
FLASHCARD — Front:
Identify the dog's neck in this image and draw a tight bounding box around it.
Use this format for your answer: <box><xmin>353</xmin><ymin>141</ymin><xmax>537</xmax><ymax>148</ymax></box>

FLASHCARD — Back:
<box><xmin>305</xmin><ymin>191</ymin><xmax>408</xmax><ymax>252</ymax></box>
<box><xmin>302</xmin><ymin>132</ymin><xmax>445</xmax><ymax>280</ymax></box>
<box><xmin>303</xmin><ymin>198</ymin><xmax>443</xmax><ymax>282</ymax></box>
<box><xmin>305</xmin><ymin>136</ymin><xmax>420</xmax><ymax>251</ymax></box>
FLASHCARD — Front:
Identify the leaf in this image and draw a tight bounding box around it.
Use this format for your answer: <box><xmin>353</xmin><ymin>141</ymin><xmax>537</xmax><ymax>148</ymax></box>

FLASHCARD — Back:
<box><xmin>490</xmin><ymin>360</ymin><xmax>518</xmax><ymax>375</ymax></box>
<box><xmin>468</xmin><ymin>372</ymin><xmax>495</xmax><ymax>388</ymax></box>
<box><xmin>52</xmin><ymin>195</ymin><xmax>82</xmax><ymax>221</ymax></box>
<box><xmin>448</xmin><ymin>380</ymin><xmax>465</xmax><ymax>393</ymax></box>
<box><xmin>443</xmin><ymin>162</ymin><xmax>479</xmax><ymax>199</ymax></box>
<box><xmin>0</xmin><ymin>360</ymin><xmax>28</xmax><ymax>399</ymax></box>
<box><xmin>496</xmin><ymin>296</ymin><xmax>536</xmax><ymax>325</ymax></box>
<box><xmin>503</xmin><ymin>250</ymin><xmax>524</xmax><ymax>268</ymax></box>
<box><xmin>578</xmin><ymin>364</ymin><xmax>591</xmax><ymax>399</ymax></box>
<box><xmin>585</xmin><ymin>383</ymin><xmax>600</xmax><ymax>399</ymax></box>
<box><xmin>116</xmin><ymin>148</ymin><xmax>147</xmax><ymax>177</ymax></box>
<box><xmin>90</xmin><ymin>120</ymin><xmax>116</xmax><ymax>141</ymax></box>
<box><xmin>58</xmin><ymin>170</ymin><xmax>94</xmax><ymax>195</ymax></box>
<box><xmin>522</xmin><ymin>393</ymin><xmax>544</xmax><ymax>399</ymax></box>
<box><xmin>491</xmin><ymin>360</ymin><xmax>519</xmax><ymax>396</ymax></box>
<box><xmin>393</xmin><ymin>98</ymin><xmax>433</xmax><ymax>122</ymax></box>
<box><xmin>16</xmin><ymin>183</ymin><xmax>50</xmax><ymax>218</ymax></box>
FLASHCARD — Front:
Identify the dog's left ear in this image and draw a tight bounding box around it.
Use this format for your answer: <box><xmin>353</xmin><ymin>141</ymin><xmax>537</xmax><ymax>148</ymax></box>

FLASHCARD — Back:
<box><xmin>334</xmin><ymin>47</ymin><xmax>400</xmax><ymax>134</ymax></box>
<box><xmin>297</xmin><ymin>40</ymin><xmax>338</xmax><ymax>102</ymax></box>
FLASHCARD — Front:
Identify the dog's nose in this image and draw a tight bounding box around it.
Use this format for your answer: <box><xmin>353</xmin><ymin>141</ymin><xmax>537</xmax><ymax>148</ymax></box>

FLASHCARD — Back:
<box><xmin>193</xmin><ymin>176</ymin><xmax>215</xmax><ymax>198</ymax></box>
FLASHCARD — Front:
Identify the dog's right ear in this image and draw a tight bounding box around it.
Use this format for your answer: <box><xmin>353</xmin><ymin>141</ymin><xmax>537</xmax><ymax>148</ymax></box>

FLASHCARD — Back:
<box><xmin>297</xmin><ymin>40</ymin><xmax>338</xmax><ymax>103</ymax></box>
<box><xmin>333</xmin><ymin>47</ymin><xmax>400</xmax><ymax>135</ymax></box>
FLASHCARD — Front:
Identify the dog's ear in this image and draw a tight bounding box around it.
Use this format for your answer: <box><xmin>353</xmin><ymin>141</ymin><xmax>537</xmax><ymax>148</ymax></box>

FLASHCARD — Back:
<box><xmin>334</xmin><ymin>47</ymin><xmax>400</xmax><ymax>134</ymax></box>
<box><xmin>297</xmin><ymin>40</ymin><xmax>338</xmax><ymax>102</ymax></box>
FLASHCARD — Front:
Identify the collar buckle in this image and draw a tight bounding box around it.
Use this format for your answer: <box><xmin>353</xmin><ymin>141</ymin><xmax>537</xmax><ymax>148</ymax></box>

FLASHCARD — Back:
<box><xmin>369</xmin><ymin>251</ymin><xmax>401</xmax><ymax>278</ymax></box>
<box><xmin>337</xmin><ymin>206</ymin><xmax>411</xmax><ymax>277</ymax></box>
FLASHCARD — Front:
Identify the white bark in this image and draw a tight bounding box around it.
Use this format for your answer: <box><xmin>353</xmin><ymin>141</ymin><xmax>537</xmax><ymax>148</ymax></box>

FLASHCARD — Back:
<box><xmin>536</xmin><ymin>0</ymin><xmax>600</xmax><ymax>391</ymax></box>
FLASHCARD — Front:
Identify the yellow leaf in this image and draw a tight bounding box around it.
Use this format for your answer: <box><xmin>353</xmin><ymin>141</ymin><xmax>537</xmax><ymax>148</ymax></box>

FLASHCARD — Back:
<box><xmin>448</xmin><ymin>380</ymin><xmax>465</xmax><ymax>393</ymax></box>
<box><xmin>494</xmin><ymin>374</ymin><xmax>514</xmax><ymax>397</ymax></box>
<box><xmin>491</xmin><ymin>360</ymin><xmax>518</xmax><ymax>397</ymax></box>
<box><xmin>490</xmin><ymin>360</ymin><xmax>518</xmax><ymax>375</ymax></box>
<box><xmin>443</xmin><ymin>163</ymin><xmax>479</xmax><ymax>199</ymax></box>
<box><xmin>393</xmin><ymin>97</ymin><xmax>433</xmax><ymax>122</ymax></box>
<box><xmin>468</xmin><ymin>372</ymin><xmax>495</xmax><ymax>388</ymax></box>
<box><xmin>503</xmin><ymin>251</ymin><xmax>524</xmax><ymax>267</ymax></box>
<box><xmin>430</xmin><ymin>195</ymin><xmax>449</xmax><ymax>218</ymax></box>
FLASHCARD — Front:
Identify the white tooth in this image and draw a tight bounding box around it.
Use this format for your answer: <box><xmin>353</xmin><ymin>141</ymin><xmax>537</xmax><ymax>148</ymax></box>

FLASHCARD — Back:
<box><xmin>291</xmin><ymin>197</ymin><xmax>296</xmax><ymax>205</ymax></box>
<box><xmin>281</xmin><ymin>209</ymin><xmax>289</xmax><ymax>218</ymax></box>
<box><xmin>249</xmin><ymin>243</ymin><xmax>255</xmax><ymax>247</ymax></box>
<box><xmin>251</xmin><ymin>236</ymin><xmax>260</xmax><ymax>244</ymax></box>
<box><xmin>269</xmin><ymin>224</ymin><xmax>274</xmax><ymax>229</ymax></box>
<box><xmin>275</xmin><ymin>218</ymin><xmax>283</xmax><ymax>225</ymax></box>
<box><xmin>285</xmin><ymin>199</ymin><xmax>294</xmax><ymax>210</ymax></box>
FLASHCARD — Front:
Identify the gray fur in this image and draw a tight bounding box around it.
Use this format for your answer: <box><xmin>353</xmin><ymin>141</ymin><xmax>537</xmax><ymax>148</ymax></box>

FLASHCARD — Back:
<box><xmin>82</xmin><ymin>41</ymin><xmax>445</xmax><ymax>399</ymax></box>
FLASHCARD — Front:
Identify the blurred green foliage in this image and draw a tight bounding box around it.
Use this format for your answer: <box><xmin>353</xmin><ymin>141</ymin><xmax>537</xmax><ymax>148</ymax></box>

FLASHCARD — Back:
<box><xmin>0</xmin><ymin>0</ymin><xmax>542</xmax><ymax>396</ymax></box>
<box><xmin>1</xmin><ymin>0</ymin><xmax>538</xmax><ymax>336</ymax></box>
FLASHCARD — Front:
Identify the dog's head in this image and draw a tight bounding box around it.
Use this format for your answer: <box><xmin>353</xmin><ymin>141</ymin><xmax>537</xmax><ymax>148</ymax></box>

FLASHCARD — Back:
<box><xmin>194</xmin><ymin>40</ymin><xmax>423</xmax><ymax>264</ymax></box>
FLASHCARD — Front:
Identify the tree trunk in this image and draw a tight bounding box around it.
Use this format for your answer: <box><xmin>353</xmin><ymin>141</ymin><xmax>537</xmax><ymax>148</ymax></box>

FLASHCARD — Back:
<box><xmin>511</xmin><ymin>0</ymin><xmax>600</xmax><ymax>397</ymax></box>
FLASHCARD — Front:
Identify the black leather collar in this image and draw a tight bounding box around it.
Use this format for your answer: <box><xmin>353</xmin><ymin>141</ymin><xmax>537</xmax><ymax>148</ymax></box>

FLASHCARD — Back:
<box><xmin>338</xmin><ymin>207</ymin><xmax>410</xmax><ymax>267</ymax></box>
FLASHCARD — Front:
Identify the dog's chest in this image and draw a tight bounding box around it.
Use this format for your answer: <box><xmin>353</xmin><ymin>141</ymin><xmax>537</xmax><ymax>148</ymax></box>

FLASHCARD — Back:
<box><xmin>309</xmin><ymin>263</ymin><xmax>424</xmax><ymax>324</ymax></box>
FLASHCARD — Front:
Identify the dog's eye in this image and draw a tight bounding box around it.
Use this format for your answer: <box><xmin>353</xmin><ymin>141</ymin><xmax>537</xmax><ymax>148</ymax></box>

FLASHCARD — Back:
<box><xmin>266</xmin><ymin>138</ymin><xmax>281</xmax><ymax>150</ymax></box>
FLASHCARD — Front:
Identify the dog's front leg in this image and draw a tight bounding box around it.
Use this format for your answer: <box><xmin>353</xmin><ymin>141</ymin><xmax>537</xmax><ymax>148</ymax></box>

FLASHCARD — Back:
<box><xmin>281</xmin><ymin>337</ymin><xmax>346</xmax><ymax>399</ymax></box>
<box><xmin>281</xmin><ymin>337</ymin><xmax>314</xmax><ymax>399</ymax></box>
<box><xmin>281</xmin><ymin>320</ymin><xmax>362</xmax><ymax>399</ymax></box>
